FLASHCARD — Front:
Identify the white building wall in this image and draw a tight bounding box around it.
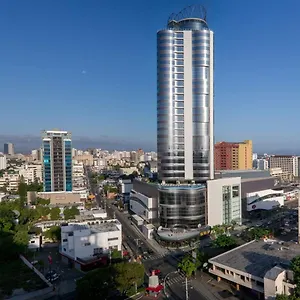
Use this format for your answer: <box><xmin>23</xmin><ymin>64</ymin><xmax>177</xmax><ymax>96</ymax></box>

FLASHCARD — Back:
<box><xmin>61</xmin><ymin>222</ymin><xmax>122</xmax><ymax>260</ymax></box>
<box><xmin>129</xmin><ymin>190</ymin><xmax>157</xmax><ymax>222</ymax></box>
<box><xmin>207</xmin><ymin>177</ymin><xmax>242</xmax><ymax>226</ymax></box>
<box><xmin>183</xmin><ymin>30</ymin><xmax>193</xmax><ymax>180</ymax></box>
<box><xmin>0</xmin><ymin>155</ymin><xmax>7</xmax><ymax>170</ymax></box>
<box><xmin>209</xmin><ymin>30</ymin><xmax>214</xmax><ymax>180</ymax></box>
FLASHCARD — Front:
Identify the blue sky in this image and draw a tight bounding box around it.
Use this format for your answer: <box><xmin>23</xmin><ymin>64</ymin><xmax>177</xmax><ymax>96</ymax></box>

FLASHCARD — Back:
<box><xmin>0</xmin><ymin>0</ymin><xmax>300</xmax><ymax>152</ymax></box>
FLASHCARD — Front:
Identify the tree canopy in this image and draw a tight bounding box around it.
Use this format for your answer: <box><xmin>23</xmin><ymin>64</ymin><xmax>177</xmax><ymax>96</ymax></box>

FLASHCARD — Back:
<box><xmin>44</xmin><ymin>226</ymin><xmax>61</xmax><ymax>242</ymax></box>
<box><xmin>76</xmin><ymin>262</ymin><xmax>144</xmax><ymax>299</ymax></box>
<box><xmin>213</xmin><ymin>235</ymin><xmax>237</xmax><ymax>249</ymax></box>
<box><xmin>50</xmin><ymin>207</ymin><xmax>60</xmax><ymax>220</ymax></box>
<box><xmin>63</xmin><ymin>206</ymin><xmax>80</xmax><ymax>220</ymax></box>
<box><xmin>178</xmin><ymin>255</ymin><xmax>197</xmax><ymax>278</ymax></box>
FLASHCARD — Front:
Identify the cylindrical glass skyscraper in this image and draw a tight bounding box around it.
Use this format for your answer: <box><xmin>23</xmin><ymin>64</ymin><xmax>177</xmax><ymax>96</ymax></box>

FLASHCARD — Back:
<box><xmin>157</xmin><ymin>5</ymin><xmax>214</xmax><ymax>184</ymax></box>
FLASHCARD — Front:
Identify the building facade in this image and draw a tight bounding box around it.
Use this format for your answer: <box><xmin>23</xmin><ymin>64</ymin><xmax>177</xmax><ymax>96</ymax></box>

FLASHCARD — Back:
<box><xmin>207</xmin><ymin>177</ymin><xmax>242</xmax><ymax>226</ymax></box>
<box><xmin>157</xmin><ymin>5</ymin><xmax>214</xmax><ymax>183</ymax></box>
<box><xmin>60</xmin><ymin>220</ymin><xmax>122</xmax><ymax>260</ymax></box>
<box><xmin>42</xmin><ymin>130</ymin><xmax>72</xmax><ymax>192</ymax></box>
<box><xmin>269</xmin><ymin>155</ymin><xmax>299</xmax><ymax>177</ymax></box>
<box><xmin>0</xmin><ymin>154</ymin><xmax>7</xmax><ymax>170</ymax></box>
<box><xmin>214</xmin><ymin>140</ymin><xmax>253</xmax><ymax>170</ymax></box>
<box><xmin>4</xmin><ymin>143</ymin><xmax>14</xmax><ymax>155</ymax></box>
<box><xmin>158</xmin><ymin>184</ymin><xmax>207</xmax><ymax>229</ymax></box>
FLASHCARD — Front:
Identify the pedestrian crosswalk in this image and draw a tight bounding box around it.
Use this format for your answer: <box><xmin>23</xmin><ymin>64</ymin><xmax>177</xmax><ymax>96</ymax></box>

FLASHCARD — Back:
<box><xmin>146</xmin><ymin>253</ymin><xmax>166</xmax><ymax>260</ymax></box>
<box><xmin>167</xmin><ymin>273</ymin><xmax>185</xmax><ymax>286</ymax></box>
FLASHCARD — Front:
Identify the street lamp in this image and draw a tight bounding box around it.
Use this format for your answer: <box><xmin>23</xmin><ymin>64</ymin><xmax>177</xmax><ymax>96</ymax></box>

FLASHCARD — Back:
<box><xmin>163</xmin><ymin>270</ymin><xmax>177</xmax><ymax>298</ymax></box>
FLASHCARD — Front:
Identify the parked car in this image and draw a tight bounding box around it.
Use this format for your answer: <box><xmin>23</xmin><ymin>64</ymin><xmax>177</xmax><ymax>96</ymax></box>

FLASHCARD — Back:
<box><xmin>46</xmin><ymin>270</ymin><xmax>60</xmax><ymax>282</ymax></box>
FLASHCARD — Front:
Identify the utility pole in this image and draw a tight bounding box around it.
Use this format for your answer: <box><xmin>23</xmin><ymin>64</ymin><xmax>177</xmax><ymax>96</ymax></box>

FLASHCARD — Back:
<box><xmin>185</xmin><ymin>277</ymin><xmax>189</xmax><ymax>300</ymax></box>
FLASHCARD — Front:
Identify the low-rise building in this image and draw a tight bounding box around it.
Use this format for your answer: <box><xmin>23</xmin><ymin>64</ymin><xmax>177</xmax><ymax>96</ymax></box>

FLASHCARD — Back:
<box><xmin>28</xmin><ymin>191</ymin><xmax>82</xmax><ymax>205</ymax></box>
<box><xmin>207</xmin><ymin>177</ymin><xmax>242</xmax><ymax>226</ymax></box>
<box><xmin>60</xmin><ymin>220</ymin><xmax>122</xmax><ymax>263</ymax></box>
<box><xmin>209</xmin><ymin>239</ymin><xmax>298</xmax><ymax>299</ymax></box>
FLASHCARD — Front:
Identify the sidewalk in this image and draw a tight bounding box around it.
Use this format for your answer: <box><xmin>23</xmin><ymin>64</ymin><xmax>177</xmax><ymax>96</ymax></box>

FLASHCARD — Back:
<box><xmin>191</xmin><ymin>271</ymin><xmax>238</xmax><ymax>300</ymax></box>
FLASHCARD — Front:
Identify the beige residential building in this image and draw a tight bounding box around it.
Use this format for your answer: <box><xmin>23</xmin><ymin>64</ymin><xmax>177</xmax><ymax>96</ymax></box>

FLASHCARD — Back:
<box><xmin>0</xmin><ymin>172</ymin><xmax>19</xmax><ymax>191</ymax></box>
<box><xmin>73</xmin><ymin>154</ymin><xmax>93</xmax><ymax>166</ymax></box>
<box><xmin>269</xmin><ymin>155</ymin><xmax>299</xmax><ymax>177</ymax></box>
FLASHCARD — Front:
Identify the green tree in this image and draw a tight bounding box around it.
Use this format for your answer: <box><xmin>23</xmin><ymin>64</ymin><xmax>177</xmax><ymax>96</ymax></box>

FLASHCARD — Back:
<box><xmin>64</xmin><ymin>206</ymin><xmax>80</xmax><ymax>220</ymax></box>
<box><xmin>213</xmin><ymin>235</ymin><xmax>237</xmax><ymax>249</ymax></box>
<box><xmin>275</xmin><ymin>294</ymin><xmax>292</xmax><ymax>300</ymax></box>
<box><xmin>44</xmin><ymin>226</ymin><xmax>61</xmax><ymax>242</ymax></box>
<box><xmin>13</xmin><ymin>229</ymin><xmax>29</xmax><ymax>250</ymax></box>
<box><xmin>50</xmin><ymin>207</ymin><xmax>60</xmax><ymax>220</ymax></box>
<box><xmin>195</xmin><ymin>250</ymin><xmax>208</xmax><ymax>269</ymax></box>
<box><xmin>0</xmin><ymin>204</ymin><xmax>15</xmax><ymax>232</ymax></box>
<box><xmin>36</xmin><ymin>205</ymin><xmax>50</xmax><ymax>219</ymax></box>
<box><xmin>18</xmin><ymin>179</ymin><xmax>27</xmax><ymax>205</ymax></box>
<box><xmin>248</xmin><ymin>227</ymin><xmax>271</xmax><ymax>240</ymax></box>
<box><xmin>111</xmin><ymin>249</ymin><xmax>122</xmax><ymax>260</ymax></box>
<box><xmin>36</xmin><ymin>198</ymin><xmax>50</xmax><ymax>205</ymax></box>
<box><xmin>114</xmin><ymin>262</ymin><xmax>144</xmax><ymax>295</ymax></box>
<box><xmin>27</xmin><ymin>182</ymin><xmax>43</xmax><ymax>192</ymax></box>
<box><xmin>178</xmin><ymin>255</ymin><xmax>197</xmax><ymax>278</ymax></box>
<box><xmin>76</xmin><ymin>267</ymin><xmax>115</xmax><ymax>299</ymax></box>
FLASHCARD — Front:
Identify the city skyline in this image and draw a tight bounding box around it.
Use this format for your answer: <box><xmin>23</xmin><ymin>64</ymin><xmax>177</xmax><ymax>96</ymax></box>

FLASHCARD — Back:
<box><xmin>1</xmin><ymin>1</ymin><xmax>300</xmax><ymax>151</ymax></box>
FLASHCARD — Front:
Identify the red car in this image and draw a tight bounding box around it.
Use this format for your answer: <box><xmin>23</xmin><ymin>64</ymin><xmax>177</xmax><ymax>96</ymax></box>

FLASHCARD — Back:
<box><xmin>149</xmin><ymin>268</ymin><xmax>161</xmax><ymax>276</ymax></box>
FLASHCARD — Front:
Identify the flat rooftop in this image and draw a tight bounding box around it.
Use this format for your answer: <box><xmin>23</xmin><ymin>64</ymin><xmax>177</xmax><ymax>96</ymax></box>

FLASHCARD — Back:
<box><xmin>71</xmin><ymin>221</ymin><xmax>120</xmax><ymax>233</ymax></box>
<box><xmin>209</xmin><ymin>239</ymin><xmax>300</xmax><ymax>279</ymax></box>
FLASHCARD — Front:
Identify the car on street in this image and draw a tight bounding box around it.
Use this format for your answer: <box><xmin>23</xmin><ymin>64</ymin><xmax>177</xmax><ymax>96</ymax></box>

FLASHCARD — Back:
<box><xmin>46</xmin><ymin>270</ymin><xmax>60</xmax><ymax>282</ymax></box>
<box><xmin>149</xmin><ymin>268</ymin><xmax>161</xmax><ymax>276</ymax></box>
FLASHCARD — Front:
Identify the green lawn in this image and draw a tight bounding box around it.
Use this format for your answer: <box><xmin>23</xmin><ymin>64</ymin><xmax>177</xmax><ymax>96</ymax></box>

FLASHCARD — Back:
<box><xmin>0</xmin><ymin>258</ymin><xmax>47</xmax><ymax>298</ymax></box>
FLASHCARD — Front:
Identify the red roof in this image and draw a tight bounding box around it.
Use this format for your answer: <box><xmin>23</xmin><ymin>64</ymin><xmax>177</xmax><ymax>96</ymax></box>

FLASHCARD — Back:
<box><xmin>146</xmin><ymin>285</ymin><xmax>164</xmax><ymax>293</ymax></box>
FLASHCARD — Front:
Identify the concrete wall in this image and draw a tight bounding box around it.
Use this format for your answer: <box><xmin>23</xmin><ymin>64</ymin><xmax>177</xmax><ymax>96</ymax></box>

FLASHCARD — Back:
<box><xmin>207</xmin><ymin>177</ymin><xmax>242</xmax><ymax>226</ymax></box>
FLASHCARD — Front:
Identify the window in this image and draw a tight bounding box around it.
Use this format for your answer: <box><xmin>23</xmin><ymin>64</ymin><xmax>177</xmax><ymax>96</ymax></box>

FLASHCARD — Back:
<box><xmin>175</xmin><ymin>60</ymin><xmax>184</xmax><ymax>66</ymax></box>
<box><xmin>176</xmin><ymin>81</ymin><xmax>184</xmax><ymax>87</ymax></box>
<box><xmin>232</xmin><ymin>185</ymin><xmax>239</xmax><ymax>197</ymax></box>
<box><xmin>175</xmin><ymin>87</ymin><xmax>184</xmax><ymax>93</ymax></box>
<box><xmin>175</xmin><ymin>32</ymin><xmax>183</xmax><ymax>38</ymax></box>
<box><xmin>175</xmin><ymin>108</ymin><xmax>184</xmax><ymax>115</ymax></box>
<box><xmin>83</xmin><ymin>242</ymin><xmax>91</xmax><ymax>246</ymax></box>
<box><xmin>175</xmin><ymin>46</ymin><xmax>184</xmax><ymax>52</ymax></box>
<box><xmin>108</xmin><ymin>237</ymin><xmax>118</xmax><ymax>241</ymax></box>
<box><xmin>63</xmin><ymin>239</ymin><xmax>67</xmax><ymax>242</ymax></box>
<box><xmin>175</xmin><ymin>67</ymin><xmax>184</xmax><ymax>73</ymax></box>
<box><xmin>175</xmin><ymin>39</ymin><xmax>183</xmax><ymax>45</ymax></box>
<box><xmin>175</xmin><ymin>53</ymin><xmax>184</xmax><ymax>59</ymax></box>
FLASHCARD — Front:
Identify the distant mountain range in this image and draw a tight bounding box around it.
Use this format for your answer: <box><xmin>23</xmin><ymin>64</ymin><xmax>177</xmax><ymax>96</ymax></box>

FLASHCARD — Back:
<box><xmin>0</xmin><ymin>134</ymin><xmax>155</xmax><ymax>154</ymax></box>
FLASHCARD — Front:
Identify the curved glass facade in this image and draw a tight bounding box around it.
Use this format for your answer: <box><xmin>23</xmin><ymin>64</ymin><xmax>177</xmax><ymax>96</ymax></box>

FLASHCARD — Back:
<box><xmin>157</xmin><ymin>18</ymin><xmax>214</xmax><ymax>183</ymax></box>
<box><xmin>158</xmin><ymin>185</ymin><xmax>206</xmax><ymax>229</ymax></box>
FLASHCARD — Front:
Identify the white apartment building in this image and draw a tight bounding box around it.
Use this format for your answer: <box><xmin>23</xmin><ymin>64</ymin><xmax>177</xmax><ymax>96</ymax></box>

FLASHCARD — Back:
<box><xmin>269</xmin><ymin>155</ymin><xmax>299</xmax><ymax>177</ymax></box>
<box><xmin>18</xmin><ymin>164</ymin><xmax>43</xmax><ymax>184</ymax></box>
<box><xmin>72</xmin><ymin>162</ymin><xmax>84</xmax><ymax>177</ymax></box>
<box><xmin>207</xmin><ymin>177</ymin><xmax>242</xmax><ymax>226</ymax></box>
<box><xmin>253</xmin><ymin>159</ymin><xmax>269</xmax><ymax>170</ymax></box>
<box><xmin>0</xmin><ymin>172</ymin><xmax>19</xmax><ymax>191</ymax></box>
<box><xmin>0</xmin><ymin>154</ymin><xmax>7</xmax><ymax>170</ymax></box>
<box><xmin>60</xmin><ymin>220</ymin><xmax>122</xmax><ymax>261</ymax></box>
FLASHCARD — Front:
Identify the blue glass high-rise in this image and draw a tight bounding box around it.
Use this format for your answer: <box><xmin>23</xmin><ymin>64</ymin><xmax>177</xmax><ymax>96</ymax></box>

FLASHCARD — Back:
<box><xmin>42</xmin><ymin>130</ymin><xmax>73</xmax><ymax>192</ymax></box>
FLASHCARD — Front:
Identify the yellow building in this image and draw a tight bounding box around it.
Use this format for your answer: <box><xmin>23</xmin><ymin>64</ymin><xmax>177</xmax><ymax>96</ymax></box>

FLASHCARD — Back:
<box><xmin>214</xmin><ymin>140</ymin><xmax>253</xmax><ymax>170</ymax></box>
